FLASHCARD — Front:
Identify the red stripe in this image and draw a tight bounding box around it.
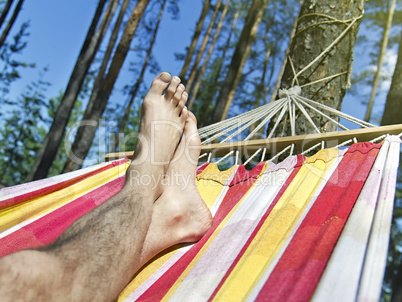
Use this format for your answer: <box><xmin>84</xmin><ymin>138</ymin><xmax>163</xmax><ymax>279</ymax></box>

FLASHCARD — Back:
<box><xmin>256</xmin><ymin>143</ymin><xmax>381</xmax><ymax>302</ymax></box>
<box><xmin>208</xmin><ymin>154</ymin><xmax>305</xmax><ymax>301</ymax></box>
<box><xmin>0</xmin><ymin>176</ymin><xmax>125</xmax><ymax>257</ymax></box>
<box><xmin>137</xmin><ymin>163</ymin><xmax>264</xmax><ymax>302</ymax></box>
<box><xmin>0</xmin><ymin>159</ymin><xmax>128</xmax><ymax>210</ymax></box>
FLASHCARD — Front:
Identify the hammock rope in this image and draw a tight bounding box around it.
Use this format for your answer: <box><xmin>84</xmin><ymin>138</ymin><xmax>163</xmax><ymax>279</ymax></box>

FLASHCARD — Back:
<box><xmin>197</xmin><ymin>87</ymin><xmax>381</xmax><ymax>164</ymax></box>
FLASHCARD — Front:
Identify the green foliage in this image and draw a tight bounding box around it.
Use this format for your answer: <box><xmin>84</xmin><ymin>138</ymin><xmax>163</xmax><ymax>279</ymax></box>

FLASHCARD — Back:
<box><xmin>47</xmin><ymin>92</ymin><xmax>84</xmax><ymax>177</ymax></box>
<box><xmin>0</xmin><ymin>21</ymin><xmax>34</xmax><ymax>109</ymax></box>
<box><xmin>0</xmin><ymin>69</ymin><xmax>50</xmax><ymax>186</ymax></box>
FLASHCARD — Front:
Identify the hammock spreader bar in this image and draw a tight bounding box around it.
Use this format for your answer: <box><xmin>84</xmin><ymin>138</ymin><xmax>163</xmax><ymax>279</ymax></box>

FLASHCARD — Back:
<box><xmin>105</xmin><ymin>123</ymin><xmax>402</xmax><ymax>160</ymax></box>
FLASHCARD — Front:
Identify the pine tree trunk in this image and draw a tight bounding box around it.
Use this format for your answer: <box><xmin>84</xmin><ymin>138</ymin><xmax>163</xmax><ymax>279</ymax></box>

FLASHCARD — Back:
<box><xmin>26</xmin><ymin>0</ymin><xmax>115</xmax><ymax>181</ymax></box>
<box><xmin>0</xmin><ymin>0</ymin><xmax>23</xmax><ymax>49</ymax></box>
<box><xmin>269</xmin><ymin>0</ymin><xmax>302</xmax><ymax>103</ymax></box>
<box><xmin>62</xmin><ymin>0</ymin><xmax>150</xmax><ymax>172</ymax></box>
<box><xmin>85</xmin><ymin>0</ymin><xmax>130</xmax><ymax>117</ymax></box>
<box><xmin>0</xmin><ymin>0</ymin><xmax>14</xmax><ymax>30</ymax></box>
<box><xmin>268</xmin><ymin>0</ymin><xmax>366</xmax><ymax>137</ymax></box>
<box><xmin>185</xmin><ymin>0</ymin><xmax>223</xmax><ymax>92</ymax></box>
<box><xmin>199</xmin><ymin>1</ymin><xmax>241</xmax><ymax>127</ymax></box>
<box><xmin>364</xmin><ymin>0</ymin><xmax>396</xmax><ymax>122</ymax></box>
<box><xmin>187</xmin><ymin>0</ymin><xmax>230</xmax><ymax>110</ymax></box>
<box><xmin>63</xmin><ymin>0</ymin><xmax>130</xmax><ymax>172</ymax></box>
<box><xmin>179</xmin><ymin>0</ymin><xmax>210</xmax><ymax>81</ymax></box>
<box><xmin>112</xmin><ymin>0</ymin><xmax>166</xmax><ymax>153</ymax></box>
<box><xmin>381</xmin><ymin>33</ymin><xmax>402</xmax><ymax>126</ymax></box>
<box><xmin>211</xmin><ymin>0</ymin><xmax>267</xmax><ymax>123</ymax></box>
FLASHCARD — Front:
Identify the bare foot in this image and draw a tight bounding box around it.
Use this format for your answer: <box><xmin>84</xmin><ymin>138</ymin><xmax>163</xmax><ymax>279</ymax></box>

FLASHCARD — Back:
<box><xmin>140</xmin><ymin>112</ymin><xmax>213</xmax><ymax>262</ymax></box>
<box><xmin>126</xmin><ymin>72</ymin><xmax>188</xmax><ymax>198</ymax></box>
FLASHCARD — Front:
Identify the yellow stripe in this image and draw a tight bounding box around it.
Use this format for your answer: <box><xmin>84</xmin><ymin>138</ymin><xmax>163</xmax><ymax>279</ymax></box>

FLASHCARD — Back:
<box><xmin>212</xmin><ymin>149</ymin><xmax>338</xmax><ymax>301</ymax></box>
<box><xmin>197</xmin><ymin>164</ymin><xmax>237</xmax><ymax>208</ymax></box>
<box><xmin>118</xmin><ymin>245</ymin><xmax>183</xmax><ymax>301</ymax></box>
<box><xmin>118</xmin><ymin>164</ymin><xmax>236</xmax><ymax>301</ymax></box>
<box><xmin>0</xmin><ymin>162</ymin><xmax>129</xmax><ymax>232</ymax></box>
<box><xmin>162</xmin><ymin>163</ymin><xmax>267</xmax><ymax>301</ymax></box>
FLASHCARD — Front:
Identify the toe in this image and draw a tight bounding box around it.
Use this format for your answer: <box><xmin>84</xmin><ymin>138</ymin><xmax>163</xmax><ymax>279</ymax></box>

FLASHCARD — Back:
<box><xmin>173</xmin><ymin>84</ymin><xmax>185</xmax><ymax>107</ymax></box>
<box><xmin>148</xmin><ymin>72</ymin><xmax>171</xmax><ymax>95</ymax></box>
<box><xmin>180</xmin><ymin>106</ymin><xmax>188</xmax><ymax>121</ymax></box>
<box><xmin>165</xmin><ymin>76</ymin><xmax>181</xmax><ymax>101</ymax></box>
<box><xmin>185</xmin><ymin>112</ymin><xmax>201</xmax><ymax>148</ymax></box>
<box><xmin>176</xmin><ymin>91</ymin><xmax>188</xmax><ymax>112</ymax></box>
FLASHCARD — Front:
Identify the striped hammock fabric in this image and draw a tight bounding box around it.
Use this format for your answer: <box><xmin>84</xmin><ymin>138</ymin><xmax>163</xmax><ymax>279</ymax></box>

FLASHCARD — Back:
<box><xmin>0</xmin><ymin>136</ymin><xmax>400</xmax><ymax>301</ymax></box>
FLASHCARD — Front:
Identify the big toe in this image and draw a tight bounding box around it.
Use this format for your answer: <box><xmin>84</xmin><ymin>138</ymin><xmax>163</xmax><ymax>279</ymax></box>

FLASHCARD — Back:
<box><xmin>184</xmin><ymin>112</ymin><xmax>201</xmax><ymax>163</ymax></box>
<box><xmin>148</xmin><ymin>72</ymin><xmax>171</xmax><ymax>95</ymax></box>
<box><xmin>185</xmin><ymin>112</ymin><xmax>200</xmax><ymax>144</ymax></box>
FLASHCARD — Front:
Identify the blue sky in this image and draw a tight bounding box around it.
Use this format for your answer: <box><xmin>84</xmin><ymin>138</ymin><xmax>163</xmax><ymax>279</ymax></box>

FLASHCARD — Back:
<box><xmin>10</xmin><ymin>0</ymin><xmax>202</xmax><ymax>103</ymax></box>
<box><xmin>6</xmin><ymin>0</ymin><xmax>395</xmax><ymax>126</ymax></box>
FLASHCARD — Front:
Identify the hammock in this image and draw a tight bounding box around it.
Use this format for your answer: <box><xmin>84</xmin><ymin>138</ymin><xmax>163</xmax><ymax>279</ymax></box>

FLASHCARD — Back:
<box><xmin>0</xmin><ymin>134</ymin><xmax>400</xmax><ymax>301</ymax></box>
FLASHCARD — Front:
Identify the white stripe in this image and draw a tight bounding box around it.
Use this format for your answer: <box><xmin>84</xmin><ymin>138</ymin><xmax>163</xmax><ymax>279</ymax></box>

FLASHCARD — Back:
<box><xmin>312</xmin><ymin>141</ymin><xmax>390</xmax><ymax>302</ymax></box>
<box><xmin>357</xmin><ymin>136</ymin><xmax>401</xmax><ymax>301</ymax></box>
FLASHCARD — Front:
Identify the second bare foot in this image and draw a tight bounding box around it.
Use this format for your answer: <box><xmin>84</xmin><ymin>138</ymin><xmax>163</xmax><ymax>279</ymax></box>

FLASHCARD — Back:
<box><xmin>140</xmin><ymin>112</ymin><xmax>213</xmax><ymax>262</ymax></box>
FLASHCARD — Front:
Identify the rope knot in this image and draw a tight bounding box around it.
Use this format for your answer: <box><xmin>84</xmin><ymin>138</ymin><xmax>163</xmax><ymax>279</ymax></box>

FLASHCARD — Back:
<box><xmin>278</xmin><ymin>86</ymin><xmax>301</xmax><ymax>98</ymax></box>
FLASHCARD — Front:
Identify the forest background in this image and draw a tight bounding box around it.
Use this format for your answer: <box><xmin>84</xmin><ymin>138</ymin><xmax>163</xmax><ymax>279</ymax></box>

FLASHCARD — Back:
<box><xmin>0</xmin><ymin>0</ymin><xmax>401</xmax><ymax>300</ymax></box>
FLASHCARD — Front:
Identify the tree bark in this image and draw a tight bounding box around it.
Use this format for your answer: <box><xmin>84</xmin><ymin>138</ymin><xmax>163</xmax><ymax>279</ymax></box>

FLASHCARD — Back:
<box><xmin>178</xmin><ymin>0</ymin><xmax>210</xmax><ymax>81</ymax></box>
<box><xmin>111</xmin><ymin>0</ymin><xmax>167</xmax><ymax>153</ymax></box>
<box><xmin>0</xmin><ymin>0</ymin><xmax>14</xmax><ymax>30</ymax></box>
<box><xmin>199</xmin><ymin>1</ymin><xmax>241</xmax><ymax>127</ymax></box>
<box><xmin>268</xmin><ymin>0</ymin><xmax>366</xmax><ymax>137</ymax></box>
<box><xmin>0</xmin><ymin>0</ymin><xmax>23</xmax><ymax>49</ymax></box>
<box><xmin>185</xmin><ymin>0</ymin><xmax>223</xmax><ymax>93</ymax></box>
<box><xmin>364</xmin><ymin>0</ymin><xmax>396</xmax><ymax>122</ymax></box>
<box><xmin>26</xmin><ymin>0</ymin><xmax>115</xmax><ymax>181</ymax></box>
<box><xmin>62</xmin><ymin>0</ymin><xmax>150</xmax><ymax>172</ymax></box>
<box><xmin>63</xmin><ymin>0</ymin><xmax>130</xmax><ymax>172</ymax></box>
<box><xmin>381</xmin><ymin>33</ymin><xmax>402</xmax><ymax>126</ymax></box>
<box><xmin>211</xmin><ymin>0</ymin><xmax>267</xmax><ymax>123</ymax></box>
<box><xmin>85</xmin><ymin>0</ymin><xmax>130</xmax><ymax>117</ymax></box>
<box><xmin>269</xmin><ymin>0</ymin><xmax>303</xmax><ymax>103</ymax></box>
<box><xmin>187</xmin><ymin>0</ymin><xmax>230</xmax><ymax>110</ymax></box>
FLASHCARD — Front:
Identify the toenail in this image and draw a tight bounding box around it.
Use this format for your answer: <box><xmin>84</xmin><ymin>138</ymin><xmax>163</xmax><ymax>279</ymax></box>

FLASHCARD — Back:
<box><xmin>160</xmin><ymin>72</ymin><xmax>171</xmax><ymax>82</ymax></box>
<box><xmin>179</xmin><ymin>84</ymin><xmax>185</xmax><ymax>89</ymax></box>
<box><xmin>173</xmin><ymin>76</ymin><xmax>180</xmax><ymax>82</ymax></box>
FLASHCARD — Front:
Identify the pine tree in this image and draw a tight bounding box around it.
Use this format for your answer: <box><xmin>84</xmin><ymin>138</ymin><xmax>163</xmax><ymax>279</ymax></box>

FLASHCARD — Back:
<box><xmin>364</xmin><ymin>0</ymin><xmax>397</xmax><ymax>122</ymax></box>
<box><xmin>27</xmin><ymin>0</ymin><xmax>117</xmax><ymax>181</ymax></box>
<box><xmin>62</xmin><ymin>0</ymin><xmax>151</xmax><ymax>172</ymax></box>
<box><xmin>178</xmin><ymin>0</ymin><xmax>210</xmax><ymax>81</ymax></box>
<box><xmin>0</xmin><ymin>0</ymin><xmax>24</xmax><ymax>49</ymax></box>
<box><xmin>211</xmin><ymin>0</ymin><xmax>268</xmax><ymax>123</ymax></box>
<box><xmin>111</xmin><ymin>0</ymin><xmax>167</xmax><ymax>153</ymax></box>
<box><xmin>198</xmin><ymin>0</ymin><xmax>242</xmax><ymax>126</ymax></box>
<box><xmin>381</xmin><ymin>33</ymin><xmax>402</xmax><ymax>126</ymax></box>
<box><xmin>187</xmin><ymin>0</ymin><xmax>230</xmax><ymax>110</ymax></box>
<box><xmin>185</xmin><ymin>0</ymin><xmax>223</xmax><ymax>92</ymax></box>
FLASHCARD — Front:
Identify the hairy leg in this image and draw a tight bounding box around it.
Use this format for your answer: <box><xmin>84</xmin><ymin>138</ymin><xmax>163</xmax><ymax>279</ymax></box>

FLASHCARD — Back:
<box><xmin>140</xmin><ymin>112</ymin><xmax>213</xmax><ymax>262</ymax></box>
<box><xmin>0</xmin><ymin>72</ymin><xmax>188</xmax><ymax>301</ymax></box>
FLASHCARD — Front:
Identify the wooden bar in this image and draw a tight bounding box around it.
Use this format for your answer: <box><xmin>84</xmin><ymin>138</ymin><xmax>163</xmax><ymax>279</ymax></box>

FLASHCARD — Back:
<box><xmin>104</xmin><ymin>124</ymin><xmax>402</xmax><ymax>161</ymax></box>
